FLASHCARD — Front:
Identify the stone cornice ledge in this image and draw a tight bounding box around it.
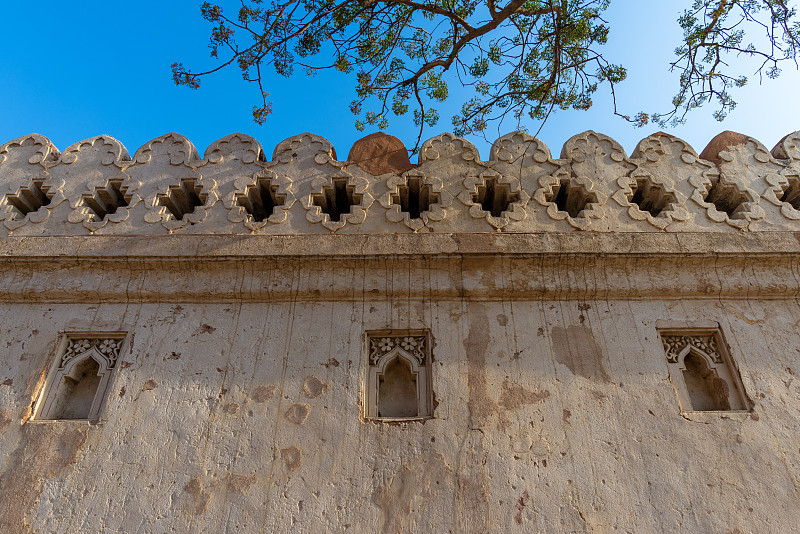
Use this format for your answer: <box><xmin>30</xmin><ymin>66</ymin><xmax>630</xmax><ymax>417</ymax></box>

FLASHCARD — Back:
<box><xmin>1</xmin><ymin>232</ymin><xmax>800</xmax><ymax>258</ymax></box>
<box><xmin>2</xmin><ymin>233</ymin><xmax>798</xmax><ymax>302</ymax></box>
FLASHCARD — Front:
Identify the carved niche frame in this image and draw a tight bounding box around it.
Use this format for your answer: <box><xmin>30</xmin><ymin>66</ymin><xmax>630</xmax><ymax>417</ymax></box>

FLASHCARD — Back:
<box><xmin>31</xmin><ymin>332</ymin><xmax>128</xmax><ymax>422</ymax></box>
<box><xmin>363</xmin><ymin>329</ymin><xmax>433</xmax><ymax>421</ymax></box>
<box><xmin>657</xmin><ymin>322</ymin><xmax>751</xmax><ymax>414</ymax></box>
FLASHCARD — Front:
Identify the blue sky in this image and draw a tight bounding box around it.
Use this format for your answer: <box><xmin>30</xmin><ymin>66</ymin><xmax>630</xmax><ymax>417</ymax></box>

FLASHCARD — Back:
<box><xmin>1</xmin><ymin>1</ymin><xmax>798</xmax><ymax>160</ymax></box>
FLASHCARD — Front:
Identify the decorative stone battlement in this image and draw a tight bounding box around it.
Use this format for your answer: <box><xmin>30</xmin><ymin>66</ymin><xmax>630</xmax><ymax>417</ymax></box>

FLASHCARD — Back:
<box><xmin>3</xmin><ymin>131</ymin><xmax>800</xmax><ymax>533</ymax></box>
<box><xmin>2</xmin><ymin>129</ymin><xmax>799</xmax><ymax>235</ymax></box>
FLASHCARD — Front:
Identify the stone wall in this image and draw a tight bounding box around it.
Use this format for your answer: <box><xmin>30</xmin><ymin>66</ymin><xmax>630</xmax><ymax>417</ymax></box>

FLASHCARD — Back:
<box><xmin>1</xmin><ymin>130</ymin><xmax>799</xmax><ymax>533</ymax></box>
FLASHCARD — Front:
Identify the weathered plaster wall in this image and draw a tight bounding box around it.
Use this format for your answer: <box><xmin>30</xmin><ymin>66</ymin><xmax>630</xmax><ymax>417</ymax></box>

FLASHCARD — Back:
<box><xmin>1</xmin><ymin>130</ymin><xmax>800</xmax><ymax>533</ymax></box>
<box><xmin>0</xmin><ymin>295</ymin><xmax>798</xmax><ymax>532</ymax></box>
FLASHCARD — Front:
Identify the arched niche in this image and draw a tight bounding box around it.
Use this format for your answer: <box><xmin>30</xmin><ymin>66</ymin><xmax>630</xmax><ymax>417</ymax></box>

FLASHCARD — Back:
<box><xmin>676</xmin><ymin>347</ymin><xmax>732</xmax><ymax>411</ymax></box>
<box><xmin>365</xmin><ymin>332</ymin><xmax>432</xmax><ymax>420</ymax></box>
<box><xmin>660</xmin><ymin>328</ymin><xmax>748</xmax><ymax>413</ymax></box>
<box><xmin>35</xmin><ymin>336</ymin><xmax>125</xmax><ymax>421</ymax></box>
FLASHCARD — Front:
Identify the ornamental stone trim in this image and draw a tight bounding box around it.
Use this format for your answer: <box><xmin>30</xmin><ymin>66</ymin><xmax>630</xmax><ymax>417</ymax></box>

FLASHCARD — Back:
<box><xmin>1</xmin><ymin>129</ymin><xmax>800</xmax><ymax>235</ymax></box>
<box><xmin>661</xmin><ymin>333</ymin><xmax>722</xmax><ymax>364</ymax></box>
<box><xmin>458</xmin><ymin>170</ymin><xmax>530</xmax><ymax>230</ymax></box>
<box><xmin>301</xmin><ymin>171</ymin><xmax>373</xmax><ymax>232</ymax></box>
<box><xmin>225</xmin><ymin>169</ymin><xmax>296</xmax><ymax>230</ymax></box>
<box><xmin>61</xmin><ymin>336</ymin><xmax>124</xmax><ymax>370</ymax></box>
<box><xmin>378</xmin><ymin>170</ymin><xmax>452</xmax><ymax>231</ymax></box>
<box><xmin>143</xmin><ymin>171</ymin><xmax>219</xmax><ymax>231</ymax></box>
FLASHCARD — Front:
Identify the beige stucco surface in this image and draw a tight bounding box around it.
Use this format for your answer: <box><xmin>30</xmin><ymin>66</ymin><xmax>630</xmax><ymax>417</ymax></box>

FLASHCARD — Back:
<box><xmin>1</xmin><ymin>129</ymin><xmax>799</xmax><ymax>533</ymax></box>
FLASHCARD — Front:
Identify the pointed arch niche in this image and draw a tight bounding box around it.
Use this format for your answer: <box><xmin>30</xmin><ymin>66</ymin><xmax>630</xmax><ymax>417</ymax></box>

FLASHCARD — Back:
<box><xmin>34</xmin><ymin>334</ymin><xmax>126</xmax><ymax>421</ymax></box>
<box><xmin>364</xmin><ymin>331</ymin><xmax>432</xmax><ymax>420</ymax></box>
<box><xmin>659</xmin><ymin>326</ymin><xmax>749</xmax><ymax>412</ymax></box>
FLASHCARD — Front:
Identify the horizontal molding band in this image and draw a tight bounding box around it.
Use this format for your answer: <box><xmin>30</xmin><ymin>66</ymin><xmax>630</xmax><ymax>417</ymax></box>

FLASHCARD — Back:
<box><xmin>1</xmin><ymin>232</ymin><xmax>800</xmax><ymax>258</ymax></box>
<box><xmin>0</xmin><ymin>233</ymin><xmax>798</xmax><ymax>302</ymax></box>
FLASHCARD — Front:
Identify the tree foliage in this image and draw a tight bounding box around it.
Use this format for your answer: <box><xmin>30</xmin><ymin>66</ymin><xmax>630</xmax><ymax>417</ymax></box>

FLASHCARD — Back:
<box><xmin>172</xmin><ymin>0</ymin><xmax>800</xmax><ymax>149</ymax></box>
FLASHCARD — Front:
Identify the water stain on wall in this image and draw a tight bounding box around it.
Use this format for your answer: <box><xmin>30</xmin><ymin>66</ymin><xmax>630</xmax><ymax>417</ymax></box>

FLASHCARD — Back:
<box><xmin>459</xmin><ymin>303</ymin><xmax>494</xmax><ymax>532</ymax></box>
<box><xmin>302</xmin><ymin>376</ymin><xmax>328</xmax><ymax>398</ymax></box>
<box><xmin>499</xmin><ymin>379</ymin><xmax>550</xmax><ymax>411</ymax></box>
<box><xmin>184</xmin><ymin>477</ymin><xmax>211</xmax><ymax>515</ymax></box>
<box><xmin>285</xmin><ymin>403</ymin><xmax>311</xmax><ymax>424</ymax></box>
<box><xmin>250</xmin><ymin>385</ymin><xmax>276</xmax><ymax>403</ymax></box>
<box><xmin>141</xmin><ymin>379</ymin><xmax>158</xmax><ymax>391</ymax></box>
<box><xmin>373</xmin><ymin>451</ymin><xmax>456</xmax><ymax>534</ymax></box>
<box><xmin>551</xmin><ymin>325</ymin><xmax>610</xmax><ymax>383</ymax></box>
<box><xmin>281</xmin><ymin>446</ymin><xmax>302</xmax><ymax>471</ymax></box>
<box><xmin>183</xmin><ymin>473</ymin><xmax>258</xmax><ymax>516</ymax></box>
<box><xmin>463</xmin><ymin>303</ymin><xmax>494</xmax><ymax>429</ymax></box>
<box><xmin>0</xmin><ymin>423</ymin><xmax>88</xmax><ymax>531</ymax></box>
<box><xmin>0</xmin><ymin>410</ymin><xmax>10</xmax><ymax>433</ymax></box>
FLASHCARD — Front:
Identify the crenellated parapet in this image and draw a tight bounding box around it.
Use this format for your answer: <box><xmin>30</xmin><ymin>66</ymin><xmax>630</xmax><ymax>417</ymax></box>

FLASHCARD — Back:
<box><xmin>2</xmin><ymin>129</ymin><xmax>800</xmax><ymax>235</ymax></box>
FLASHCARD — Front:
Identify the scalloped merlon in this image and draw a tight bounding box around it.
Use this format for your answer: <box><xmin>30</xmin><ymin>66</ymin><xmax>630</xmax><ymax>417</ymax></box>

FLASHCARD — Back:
<box><xmin>0</xmin><ymin>133</ymin><xmax>59</xmax><ymax>171</ymax></box>
<box><xmin>771</xmin><ymin>131</ymin><xmax>800</xmax><ymax>161</ymax></box>
<box><xmin>632</xmin><ymin>132</ymin><xmax>701</xmax><ymax>165</ymax></box>
<box><xmin>271</xmin><ymin>133</ymin><xmax>338</xmax><ymax>165</ymax></box>
<box><xmin>60</xmin><ymin>135</ymin><xmax>130</xmax><ymax>168</ymax></box>
<box><xmin>203</xmin><ymin>133</ymin><xmax>264</xmax><ymax>165</ymax></box>
<box><xmin>132</xmin><ymin>132</ymin><xmax>200</xmax><ymax>167</ymax></box>
<box><xmin>418</xmin><ymin>133</ymin><xmax>481</xmax><ymax>164</ymax></box>
<box><xmin>560</xmin><ymin>130</ymin><xmax>628</xmax><ymax>164</ymax></box>
<box><xmin>489</xmin><ymin>131</ymin><xmax>553</xmax><ymax>165</ymax></box>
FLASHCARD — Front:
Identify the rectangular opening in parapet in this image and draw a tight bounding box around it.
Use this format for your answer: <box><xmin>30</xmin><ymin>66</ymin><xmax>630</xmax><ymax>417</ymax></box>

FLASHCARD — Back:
<box><xmin>659</xmin><ymin>328</ymin><xmax>749</xmax><ymax>412</ymax></box>
<box><xmin>471</xmin><ymin>176</ymin><xmax>519</xmax><ymax>217</ymax></box>
<box><xmin>312</xmin><ymin>177</ymin><xmax>362</xmax><ymax>222</ymax></box>
<box><xmin>629</xmin><ymin>178</ymin><xmax>676</xmax><ymax>217</ymax></box>
<box><xmin>157</xmin><ymin>178</ymin><xmax>206</xmax><ymax>220</ymax></box>
<box><xmin>236</xmin><ymin>176</ymin><xmax>286</xmax><ymax>222</ymax></box>
<box><xmin>365</xmin><ymin>330</ymin><xmax>432</xmax><ymax>420</ymax></box>
<box><xmin>546</xmin><ymin>178</ymin><xmax>596</xmax><ymax>218</ymax></box>
<box><xmin>83</xmin><ymin>179</ymin><xmax>130</xmax><ymax>221</ymax></box>
<box><xmin>391</xmin><ymin>177</ymin><xmax>440</xmax><ymax>219</ymax></box>
<box><xmin>5</xmin><ymin>178</ymin><xmax>52</xmax><ymax>219</ymax></box>
<box><xmin>34</xmin><ymin>334</ymin><xmax>126</xmax><ymax>421</ymax></box>
<box><xmin>703</xmin><ymin>178</ymin><xmax>747</xmax><ymax>219</ymax></box>
<box><xmin>779</xmin><ymin>176</ymin><xmax>800</xmax><ymax>210</ymax></box>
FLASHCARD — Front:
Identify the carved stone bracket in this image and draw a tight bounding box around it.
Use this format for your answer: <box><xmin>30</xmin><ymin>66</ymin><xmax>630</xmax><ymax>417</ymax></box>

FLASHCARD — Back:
<box><xmin>378</xmin><ymin>170</ymin><xmax>453</xmax><ymax>231</ymax></box>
